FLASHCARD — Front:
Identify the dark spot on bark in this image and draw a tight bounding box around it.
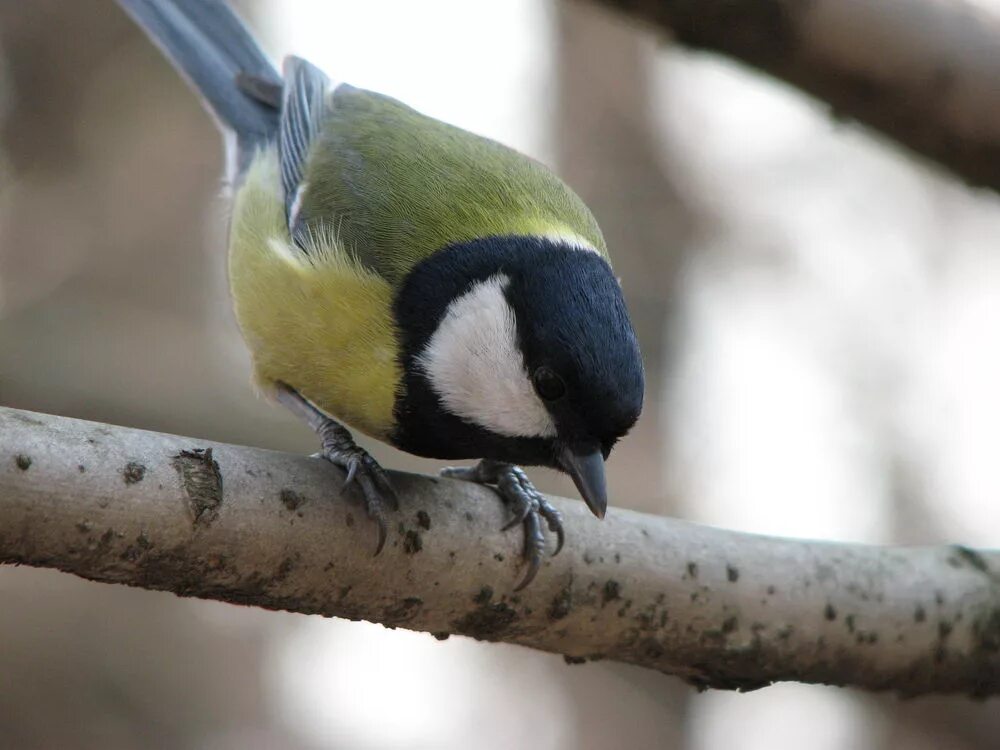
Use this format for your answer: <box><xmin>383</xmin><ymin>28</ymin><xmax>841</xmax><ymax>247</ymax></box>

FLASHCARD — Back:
<box><xmin>619</xmin><ymin>627</ymin><xmax>640</xmax><ymax>649</ymax></box>
<box><xmin>824</xmin><ymin>604</ymin><xmax>837</xmax><ymax>621</ymax></box>
<box><xmin>935</xmin><ymin>591</ymin><xmax>945</xmax><ymax>606</ymax></box>
<box><xmin>614</xmin><ymin>552</ymin><xmax>621</xmax><ymax>564</ymax></box>
<box><xmin>914</xmin><ymin>605</ymin><xmax>926</xmax><ymax>623</ymax></box>
<box><xmin>564</xmin><ymin>655</ymin><xmax>587</xmax><ymax>665</ymax></box>
<box><xmin>120</xmin><ymin>532</ymin><xmax>154</xmax><ymax>564</ymax></box>
<box><xmin>172</xmin><ymin>448</ymin><xmax>223</xmax><ymax>527</ymax></box>
<box><xmin>432</xmin><ymin>631</ymin><xmax>451</xmax><ymax>641</ymax></box>
<box><xmin>384</xmin><ymin>597</ymin><xmax>423</xmax><ymax>623</ymax></box>
<box><xmin>636</xmin><ymin>610</ymin><xmax>654</xmax><ymax>630</ymax></box>
<box><xmin>403</xmin><ymin>530</ymin><xmax>422</xmax><ymax>554</ymax></box>
<box><xmin>416</xmin><ymin>510</ymin><xmax>431</xmax><ymax>530</ymax></box>
<box><xmin>939</xmin><ymin>621</ymin><xmax>953</xmax><ymax>639</ymax></box>
<box><xmin>602</xmin><ymin>580</ymin><xmax>621</xmax><ymax>604</ymax></box>
<box><xmin>464</xmin><ymin>511</ymin><xmax>474</xmax><ymax>522</ymax></box>
<box><xmin>338</xmin><ymin>585</ymin><xmax>352</xmax><ymax>600</ymax></box>
<box><xmin>14</xmin><ymin>454</ymin><xmax>31</xmax><ymax>471</ymax></box>
<box><xmin>345</xmin><ymin>513</ymin><xmax>355</xmax><ymax>527</ymax></box>
<box><xmin>583</xmin><ymin>551</ymin><xmax>595</xmax><ymax>564</ymax></box>
<box><xmin>494</xmin><ymin>553</ymin><xmax>505</xmax><ymax>562</ymax></box>
<box><xmin>452</xmin><ymin>597</ymin><xmax>518</xmax><ymax>641</ymax></box>
<box><xmin>951</xmin><ymin>545</ymin><xmax>990</xmax><ymax>574</ymax></box>
<box><xmin>643</xmin><ymin>639</ymin><xmax>665</xmax><ymax>659</ymax></box>
<box><xmin>972</xmin><ymin>607</ymin><xmax>1000</xmax><ymax>654</ymax></box>
<box><xmin>721</xmin><ymin>615</ymin><xmax>739</xmax><ymax>635</ymax></box>
<box><xmin>280</xmin><ymin>488</ymin><xmax>305</xmax><ymax>511</ymax></box>
<box><xmin>726</xmin><ymin>564</ymin><xmax>740</xmax><ymax>583</ymax></box>
<box><xmin>122</xmin><ymin>461</ymin><xmax>146</xmax><ymax>485</ymax></box>
<box><xmin>274</xmin><ymin>556</ymin><xmax>297</xmax><ymax>582</ymax></box>
<box><xmin>686</xmin><ymin>562</ymin><xmax>698</xmax><ymax>579</ymax></box>
<box><xmin>767</xmin><ymin>585</ymin><xmax>776</xmax><ymax>595</ymax></box>
<box><xmin>96</xmin><ymin>528</ymin><xmax>115</xmax><ymax>555</ymax></box>
<box><xmin>845</xmin><ymin>615</ymin><xmax>856</xmax><ymax>633</ymax></box>
<box><xmin>77</xmin><ymin>464</ymin><xmax>86</xmax><ymax>473</ymax></box>
<box><xmin>934</xmin><ymin>644</ymin><xmax>948</xmax><ymax>664</ymax></box>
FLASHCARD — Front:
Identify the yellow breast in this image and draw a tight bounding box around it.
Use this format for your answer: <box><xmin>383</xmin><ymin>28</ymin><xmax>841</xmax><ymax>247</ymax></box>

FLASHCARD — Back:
<box><xmin>227</xmin><ymin>149</ymin><xmax>402</xmax><ymax>440</ymax></box>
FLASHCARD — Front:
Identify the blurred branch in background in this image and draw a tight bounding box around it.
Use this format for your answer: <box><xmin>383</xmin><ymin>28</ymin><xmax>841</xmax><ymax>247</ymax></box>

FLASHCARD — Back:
<box><xmin>4</xmin><ymin>406</ymin><xmax>1000</xmax><ymax>698</ymax></box>
<box><xmin>583</xmin><ymin>0</ymin><xmax>1000</xmax><ymax>192</ymax></box>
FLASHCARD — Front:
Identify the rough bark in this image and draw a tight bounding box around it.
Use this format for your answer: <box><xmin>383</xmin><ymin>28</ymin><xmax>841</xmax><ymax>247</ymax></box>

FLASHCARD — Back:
<box><xmin>1</xmin><ymin>406</ymin><xmax>999</xmax><ymax>696</ymax></box>
<box><xmin>581</xmin><ymin>0</ymin><xmax>1000</xmax><ymax>192</ymax></box>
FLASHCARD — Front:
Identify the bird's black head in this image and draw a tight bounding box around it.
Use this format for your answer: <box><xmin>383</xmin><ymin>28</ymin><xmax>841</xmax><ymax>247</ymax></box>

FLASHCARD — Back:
<box><xmin>393</xmin><ymin>236</ymin><xmax>644</xmax><ymax>517</ymax></box>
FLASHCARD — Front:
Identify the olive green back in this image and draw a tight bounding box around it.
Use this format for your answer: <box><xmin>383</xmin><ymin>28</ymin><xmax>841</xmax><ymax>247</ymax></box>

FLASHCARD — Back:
<box><xmin>298</xmin><ymin>86</ymin><xmax>608</xmax><ymax>285</ymax></box>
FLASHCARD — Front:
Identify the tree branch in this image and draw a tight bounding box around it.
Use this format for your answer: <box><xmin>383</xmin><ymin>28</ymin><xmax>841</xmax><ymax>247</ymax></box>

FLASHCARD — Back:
<box><xmin>582</xmin><ymin>0</ymin><xmax>1000</xmax><ymax>192</ymax></box>
<box><xmin>1</xmin><ymin>406</ymin><xmax>998</xmax><ymax>695</ymax></box>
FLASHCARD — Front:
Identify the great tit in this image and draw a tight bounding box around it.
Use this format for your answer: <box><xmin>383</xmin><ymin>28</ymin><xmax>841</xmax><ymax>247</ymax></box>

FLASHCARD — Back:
<box><xmin>118</xmin><ymin>0</ymin><xmax>644</xmax><ymax>589</ymax></box>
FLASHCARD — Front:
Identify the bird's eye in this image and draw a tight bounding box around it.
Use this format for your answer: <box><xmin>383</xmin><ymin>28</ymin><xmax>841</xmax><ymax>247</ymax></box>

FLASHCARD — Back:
<box><xmin>532</xmin><ymin>366</ymin><xmax>566</xmax><ymax>401</ymax></box>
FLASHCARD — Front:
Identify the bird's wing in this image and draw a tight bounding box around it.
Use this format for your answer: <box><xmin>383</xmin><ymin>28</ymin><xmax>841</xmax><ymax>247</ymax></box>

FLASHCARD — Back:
<box><xmin>277</xmin><ymin>57</ymin><xmax>329</xmax><ymax>242</ymax></box>
<box><xmin>294</xmin><ymin>85</ymin><xmax>609</xmax><ymax>285</ymax></box>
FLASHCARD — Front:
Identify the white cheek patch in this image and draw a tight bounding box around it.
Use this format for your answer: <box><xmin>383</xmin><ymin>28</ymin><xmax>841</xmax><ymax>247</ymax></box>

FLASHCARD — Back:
<box><xmin>416</xmin><ymin>275</ymin><xmax>557</xmax><ymax>439</ymax></box>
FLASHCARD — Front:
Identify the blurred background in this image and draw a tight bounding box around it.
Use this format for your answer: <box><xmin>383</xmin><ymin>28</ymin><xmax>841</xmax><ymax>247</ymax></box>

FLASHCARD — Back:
<box><xmin>2</xmin><ymin>0</ymin><xmax>999</xmax><ymax>747</ymax></box>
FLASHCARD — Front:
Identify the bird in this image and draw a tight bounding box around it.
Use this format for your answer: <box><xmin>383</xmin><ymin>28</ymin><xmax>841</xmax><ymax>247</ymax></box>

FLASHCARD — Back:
<box><xmin>117</xmin><ymin>0</ymin><xmax>644</xmax><ymax>590</ymax></box>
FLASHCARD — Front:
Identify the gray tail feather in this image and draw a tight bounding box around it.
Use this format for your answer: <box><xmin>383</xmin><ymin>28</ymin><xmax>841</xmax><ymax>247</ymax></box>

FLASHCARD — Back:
<box><xmin>117</xmin><ymin>0</ymin><xmax>282</xmax><ymax>171</ymax></box>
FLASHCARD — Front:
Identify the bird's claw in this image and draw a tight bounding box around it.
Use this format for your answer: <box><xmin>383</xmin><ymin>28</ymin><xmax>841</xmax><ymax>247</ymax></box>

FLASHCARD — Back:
<box><xmin>318</xmin><ymin>438</ymin><xmax>397</xmax><ymax>556</ymax></box>
<box><xmin>441</xmin><ymin>460</ymin><xmax>565</xmax><ymax>590</ymax></box>
<box><xmin>344</xmin><ymin>458</ymin><xmax>360</xmax><ymax>487</ymax></box>
<box><xmin>277</xmin><ymin>382</ymin><xmax>398</xmax><ymax>555</ymax></box>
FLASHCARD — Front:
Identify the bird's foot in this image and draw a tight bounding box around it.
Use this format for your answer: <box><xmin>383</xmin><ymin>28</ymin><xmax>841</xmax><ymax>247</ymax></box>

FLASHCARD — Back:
<box><xmin>314</xmin><ymin>419</ymin><xmax>398</xmax><ymax>555</ymax></box>
<box><xmin>275</xmin><ymin>382</ymin><xmax>397</xmax><ymax>554</ymax></box>
<box><xmin>441</xmin><ymin>459</ymin><xmax>564</xmax><ymax>590</ymax></box>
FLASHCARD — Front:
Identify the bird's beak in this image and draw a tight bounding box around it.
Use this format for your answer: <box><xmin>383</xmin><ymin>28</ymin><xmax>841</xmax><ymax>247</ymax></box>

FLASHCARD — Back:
<box><xmin>558</xmin><ymin>444</ymin><xmax>608</xmax><ymax>519</ymax></box>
